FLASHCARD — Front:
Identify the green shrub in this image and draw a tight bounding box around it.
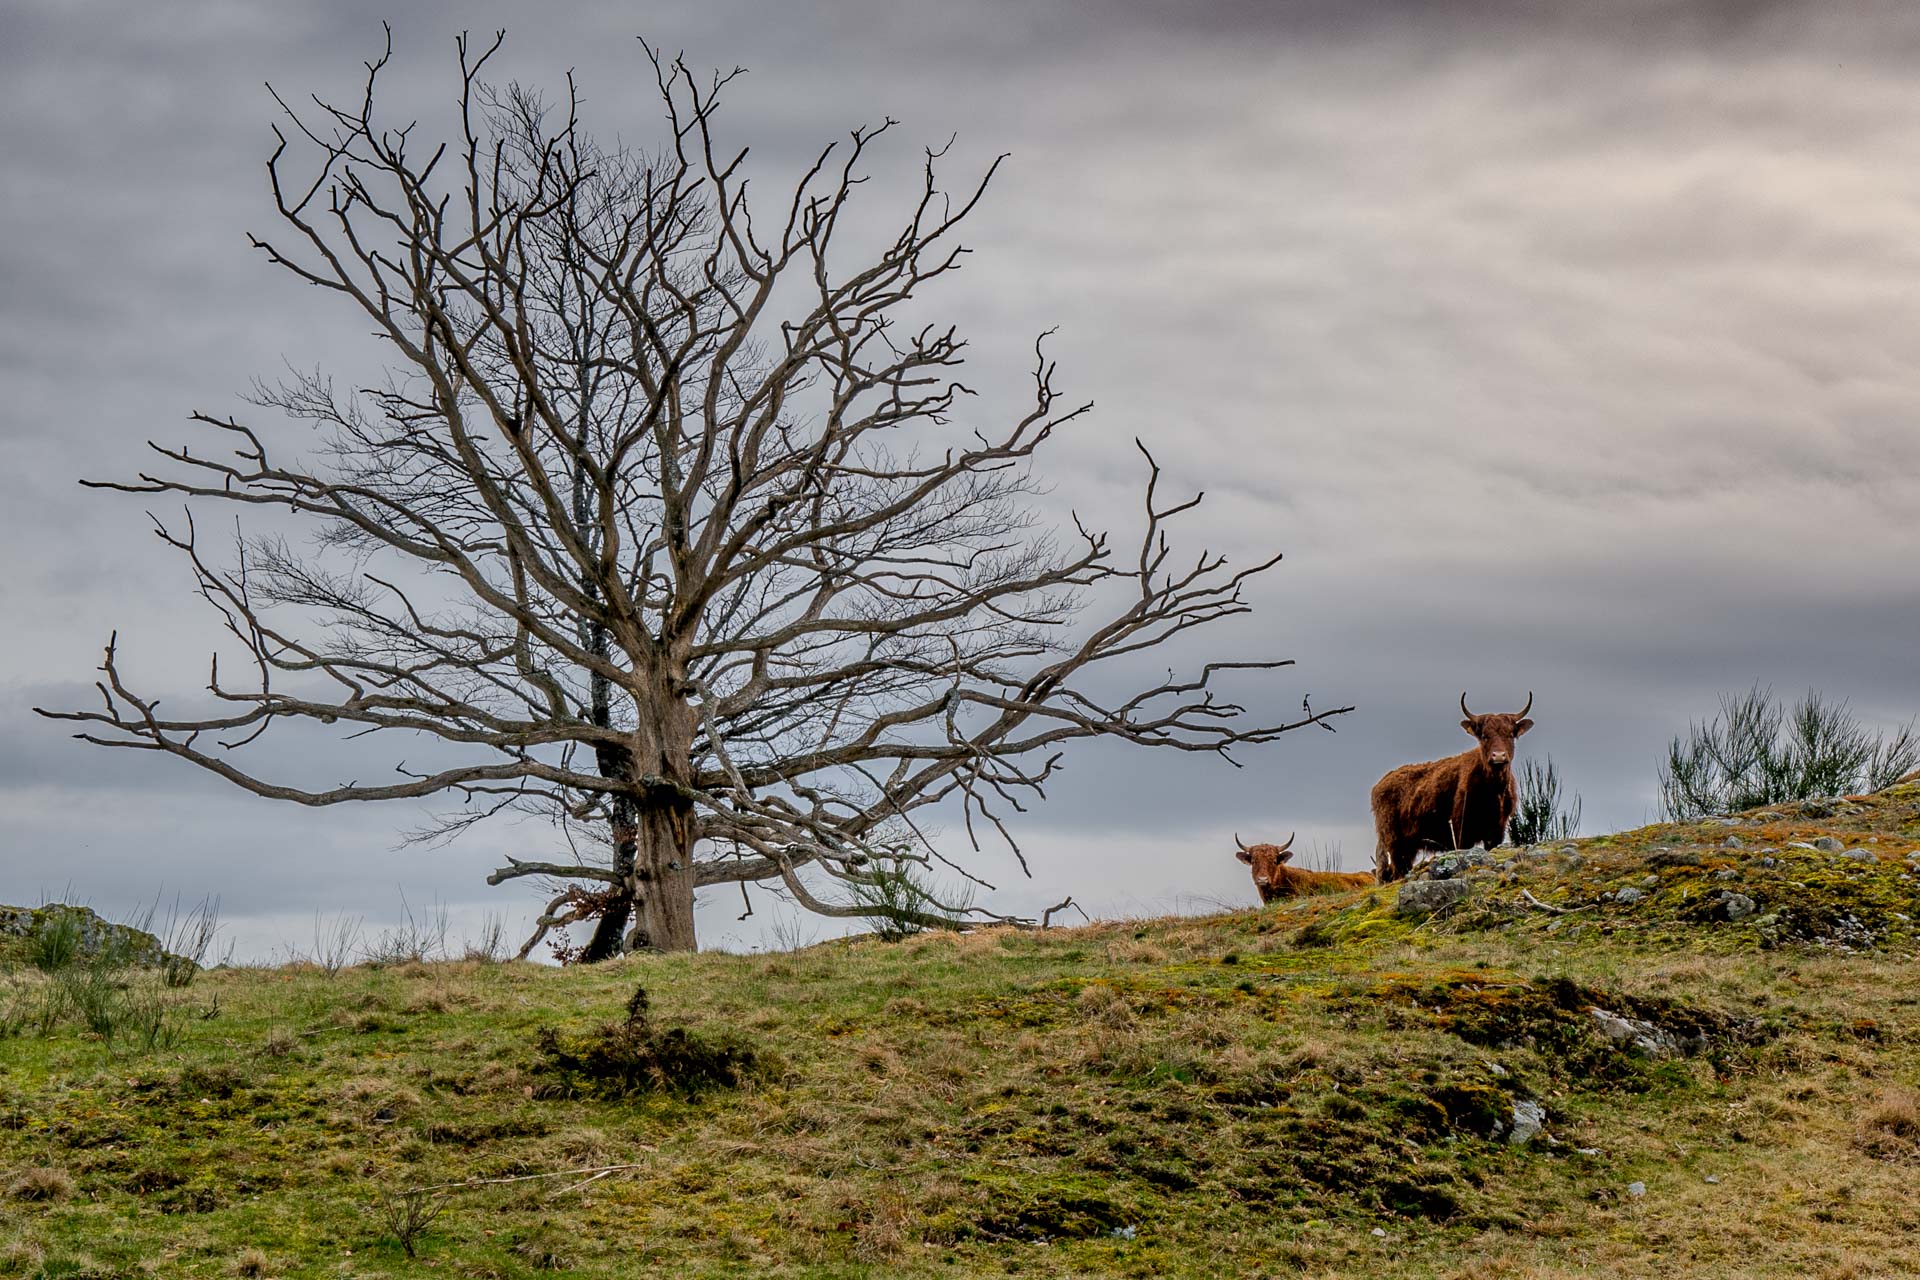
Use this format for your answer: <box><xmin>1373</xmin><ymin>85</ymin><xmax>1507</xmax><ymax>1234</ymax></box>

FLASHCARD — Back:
<box><xmin>532</xmin><ymin>985</ymin><xmax>763</xmax><ymax>1099</ymax></box>
<box><xmin>845</xmin><ymin>854</ymin><xmax>972</xmax><ymax>942</ymax></box>
<box><xmin>1510</xmin><ymin>757</ymin><xmax>1581</xmax><ymax>845</ymax></box>
<box><xmin>1660</xmin><ymin>686</ymin><xmax>1918</xmax><ymax>820</ymax></box>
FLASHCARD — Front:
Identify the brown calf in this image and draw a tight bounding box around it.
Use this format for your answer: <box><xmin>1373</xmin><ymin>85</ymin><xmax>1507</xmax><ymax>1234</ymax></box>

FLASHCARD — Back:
<box><xmin>1371</xmin><ymin>693</ymin><xmax>1535</xmax><ymax>883</ymax></box>
<box><xmin>1235</xmin><ymin>833</ymin><xmax>1376</xmax><ymax>904</ymax></box>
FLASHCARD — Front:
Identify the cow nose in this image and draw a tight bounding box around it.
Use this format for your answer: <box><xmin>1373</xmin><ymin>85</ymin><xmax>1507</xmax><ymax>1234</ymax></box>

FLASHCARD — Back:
<box><xmin>1490</xmin><ymin>752</ymin><xmax>1509</xmax><ymax>763</ymax></box>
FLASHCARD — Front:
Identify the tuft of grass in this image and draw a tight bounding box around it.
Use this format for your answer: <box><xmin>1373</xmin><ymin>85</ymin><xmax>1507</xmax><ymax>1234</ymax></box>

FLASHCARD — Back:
<box><xmin>1856</xmin><ymin>1088</ymin><xmax>1920</xmax><ymax>1160</ymax></box>
<box><xmin>229</xmin><ymin>1246</ymin><xmax>272</xmax><ymax>1277</ymax></box>
<box><xmin>7</xmin><ymin>1166</ymin><xmax>75</xmax><ymax>1202</ymax></box>
<box><xmin>27</xmin><ymin>911</ymin><xmax>86</xmax><ymax>974</ymax></box>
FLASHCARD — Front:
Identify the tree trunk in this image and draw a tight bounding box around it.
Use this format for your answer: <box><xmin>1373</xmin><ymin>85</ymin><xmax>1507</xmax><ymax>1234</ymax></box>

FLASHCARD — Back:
<box><xmin>579</xmin><ymin>794</ymin><xmax>637</xmax><ymax>963</ymax></box>
<box><xmin>622</xmin><ymin>793</ymin><xmax>698</xmax><ymax>953</ymax></box>
<box><xmin>582</xmin><ymin>661</ymin><xmax>699</xmax><ymax>957</ymax></box>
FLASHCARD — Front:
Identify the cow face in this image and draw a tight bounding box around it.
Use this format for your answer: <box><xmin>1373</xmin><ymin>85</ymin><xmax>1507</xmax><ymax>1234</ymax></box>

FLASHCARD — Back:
<box><xmin>1234</xmin><ymin>833</ymin><xmax>1295</xmax><ymax>901</ymax></box>
<box><xmin>1459</xmin><ymin>692</ymin><xmax>1534</xmax><ymax>770</ymax></box>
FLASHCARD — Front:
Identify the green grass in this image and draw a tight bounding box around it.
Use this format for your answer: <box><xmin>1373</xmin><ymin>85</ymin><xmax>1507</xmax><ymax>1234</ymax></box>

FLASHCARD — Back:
<box><xmin>4</xmin><ymin>783</ymin><xmax>1920</xmax><ymax>1277</ymax></box>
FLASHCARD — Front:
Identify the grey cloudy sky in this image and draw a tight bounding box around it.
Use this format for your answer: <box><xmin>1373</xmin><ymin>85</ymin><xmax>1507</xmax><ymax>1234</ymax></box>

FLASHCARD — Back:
<box><xmin>3</xmin><ymin>0</ymin><xmax>1916</xmax><ymax>956</ymax></box>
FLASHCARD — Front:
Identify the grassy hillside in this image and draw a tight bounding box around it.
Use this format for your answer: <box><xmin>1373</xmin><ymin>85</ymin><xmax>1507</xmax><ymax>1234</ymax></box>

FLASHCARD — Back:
<box><xmin>4</xmin><ymin>782</ymin><xmax>1920</xmax><ymax>1278</ymax></box>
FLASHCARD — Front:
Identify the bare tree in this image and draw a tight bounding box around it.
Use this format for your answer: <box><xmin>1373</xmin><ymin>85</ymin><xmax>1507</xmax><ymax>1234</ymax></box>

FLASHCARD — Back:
<box><xmin>39</xmin><ymin>31</ymin><xmax>1347</xmax><ymax>955</ymax></box>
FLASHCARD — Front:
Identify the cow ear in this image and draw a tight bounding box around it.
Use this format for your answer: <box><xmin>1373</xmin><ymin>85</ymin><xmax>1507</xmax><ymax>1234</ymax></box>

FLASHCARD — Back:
<box><xmin>1276</xmin><ymin>846</ymin><xmax>1295</xmax><ymax>864</ymax></box>
<box><xmin>1515</xmin><ymin>718</ymin><xmax>1534</xmax><ymax>736</ymax></box>
<box><xmin>1461</xmin><ymin>719</ymin><xmax>1478</xmax><ymax>736</ymax></box>
<box><xmin>1235</xmin><ymin>847</ymin><xmax>1254</xmax><ymax>865</ymax></box>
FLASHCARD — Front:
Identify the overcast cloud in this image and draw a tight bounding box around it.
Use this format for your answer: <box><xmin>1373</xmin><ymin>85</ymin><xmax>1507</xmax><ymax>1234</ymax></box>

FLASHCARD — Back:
<box><xmin>3</xmin><ymin>0</ymin><xmax>1916</xmax><ymax>957</ymax></box>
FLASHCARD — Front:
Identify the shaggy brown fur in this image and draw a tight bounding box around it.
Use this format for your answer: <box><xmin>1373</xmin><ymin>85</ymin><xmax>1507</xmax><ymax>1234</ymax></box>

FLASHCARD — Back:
<box><xmin>1234</xmin><ymin>833</ymin><xmax>1376</xmax><ymax>904</ymax></box>
<box><xmin>1371</xmin><ymin>693</ymin><xmax>1535</xmax><ymax>883</ymax></box>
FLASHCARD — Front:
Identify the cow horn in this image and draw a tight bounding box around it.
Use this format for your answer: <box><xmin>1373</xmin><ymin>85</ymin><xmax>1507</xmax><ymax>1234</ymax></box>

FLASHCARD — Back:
<box><xmin>1281</xmin><ymin>832</ymin><xmax>1296</xmax><ymax>850</ymax></box>
<box><xmin>1234</xmin><ymin>832</ymin><xmax>1249</xmax><ymax>852</ymax></box>
<box><xmin>1518</xmin><ymin>690</ymin><xmax>1533</xmax><ymax>719</ymax></box>
<box><xmin>1460</xmin><ymin>691</ymin><xmax>1475</xmax><ymax>719</ymax></box>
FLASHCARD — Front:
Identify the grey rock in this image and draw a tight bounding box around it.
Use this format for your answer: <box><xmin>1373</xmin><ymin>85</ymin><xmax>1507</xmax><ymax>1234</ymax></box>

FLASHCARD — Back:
<box><xmin>1721</xmin><ymin>893</ymin><xmax>1757</xmax><ymax>922</ymax></box>
<box><xmin>1397</xmin><ymin>878</ymin><xmax>1471</xmax><ymax>917</ymax></box>
<box><xmin>1714</xmin><ymin>868</ymin><xmax>1741</xmax><ymax>881</ymax></box>
<box><xmin>1508</xmin><ymin>1100</ymin><xmax>1546</xmax><ymax>1146</ymax></box>
<box><xmin>1843</xmin><ymin>849</ymin><xmax>1876</xmax><ymax>862</ymax></box>
<box><xmin>1613</xmin><ymin>887</ymin><xmax>1646</xmax><ymax>905</ymax></box>
<box><xmin>1640</xmin><ymin>874</ymin><xmax>1661</xmax><ymax>888</ymax></box>
<box><xmin>1753</xmin><ymin>812</ymin><xmax>1784</xmax><ymax>822</ymax></box>
<box><xmin>1759</xmin><ymin>856</ymin><xmax>1778</xmax><ymax>868</ymax></box>
<box><xmin>1429</xmin><ymin>849</ymin><xmax>1496</xmax><ymax>880</ymax></box>
<box><xmin>1589</xmin><ymin>1006</ymin><xmax>1684</xmax><ymax>1057</ymax></box>
<box><xmin>1801</xmin><ymin>799</ymin><xmax>1838</xmax><ymax>819</ymax></box>
<box><xmin>0</xmin><ymin>904</ymin><xmax>167</xmax><ymax>968</ymax></box>
<box><xmin>1720</xmin><ymin>835</ymin><xmax>1744</xmax><ymax>849</ymax></box>
<box><xmin>1627</xmin><ymin>1181</ymin><xmax>1647</xmax><ymax>1198</ymax></box>
<box><xmin>1812</xmin><ymin>836</ymin><xmax>1845</xmax><ymax>853</ymax></box>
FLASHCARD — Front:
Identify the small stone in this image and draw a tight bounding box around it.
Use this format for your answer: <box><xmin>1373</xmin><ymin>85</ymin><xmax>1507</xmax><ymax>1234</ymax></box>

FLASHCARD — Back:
<box><xmin>1721</xmin><ymin>893</ymin><xmax>1757</xmax><ymax>922</ymax></box>
<box><xmin>1641</xmin><ymin>875</ymin><xmax>1660</xmax><ymax>888</ymax></box>
<box><xmin>1812</xmin><ymin>836</ymin><xmax>1845</xmax><ymax>853</ymax></box>
<box><xmin>1614</xmin><ymin>887</ymin><xmax>1646</xmax><ymax>905</ymax></box>
<box><xmin>1759</xmin><ymin>856</ymin><xmax>1777</xmax><ymax>868</ymax></box>
<box><xmin>1508</xmin><ymin>1100</ymin><xmax>1546</xmax><ymax>1146</ymax></box>
<box><xmin>1704</xmin><ymin>1174</ymin><xmax>1721</xmax><ymax>1184</ymax></box>
<box><xmin>1786</xmin><ymin>842</ymin><xmax>1816</xmax><ymax>851</ymax></box>
<box><xmin>1430</xmin><ymin>849</ymin><xmax>1496</xmax><ymax>880</ymax></box>
<box><xmin>1754</xmin><ymin>812</ymin><xmax>1784</xmax><ymax>822</ymax></box>
<box><xmin>1487</xmin><ymin>1062</ymin><xmax>1509</xmax><ymax>1078</ymax></box>
<box><xmin>1843</xmin><ymin>849</ymin><xmax>1876</xmax><ymax>862</ymax></box>
<box><xmin>1370</xmin><ymin>1227</ymin><xmax>1387</xmax><ymax>1238</ymax></box>
<box><xmin>1576</xmin><ymin>1147</ymin><xmax>1601</xmax><ymax>1156</ymax></box>
<box><xmin>1721</xmin><ymin>835</ymin><xmax>1744</xmax><ymax>849</ymax></box>
<box><xmin>1397</xmin><ymin>878</ymin><xmax>1471</xmax><ymax>917</ymax></box>
<box><xmin>1714</xmin><ymin>868</ymin><xmax>1740</xmax><ymax>880</ymax></box>
<box><xmin>1627</xmin><ymin>1181</ymin><xmax>1647</xmax><ymax>1198</ymax></box>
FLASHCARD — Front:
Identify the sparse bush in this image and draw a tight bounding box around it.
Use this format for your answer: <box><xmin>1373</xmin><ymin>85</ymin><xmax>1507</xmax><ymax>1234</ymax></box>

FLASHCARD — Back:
<box><xmin>532</xmin><ymin>985</ymin><xmax>763</xmax><ymax>1099</ymax></box>
<box><xmin>1510</xmin><ymin>757</ymin><xmax>1582</xmax><ymax>845</ymax></box>
<box><xmin>1660</xmin><ymin>686</ymin><xmax>1918</xmax><ymax>820</ymax></box>
<box><xmin>310</xmin><ymin>911</ymin><xmax>363</xmax><ymax>978</ymax></box>
<box><xmin>361</xmin><ymin>894</ymin><xmax>448</xmax><ymax>967</ymax></box>
<box><xmin>157</xmin><ymin>896</ymin><xmax>220</xmax><ymax>988</ymax></box>
<box><xmin>368</xmin><ymin>1182</ymin><xmax>447</xmax><ymax>1260</ymax></box>
<box><xmin>461</xmin><ymin>912</ymin><xmax>508</xmax><ymax>963</ymax></box>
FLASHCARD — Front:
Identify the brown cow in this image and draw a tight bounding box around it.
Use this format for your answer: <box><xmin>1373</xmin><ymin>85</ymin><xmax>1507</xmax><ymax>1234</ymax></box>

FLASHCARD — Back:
<box><xmin>1235</xmin><ymin>833</ymin><xmax>1376</xmax><ymax>903</ymax></box>
<box><xmin>1371</xmin><ymin>693</ymin><xmax>1535</xmax><ymax>883</ymax></box>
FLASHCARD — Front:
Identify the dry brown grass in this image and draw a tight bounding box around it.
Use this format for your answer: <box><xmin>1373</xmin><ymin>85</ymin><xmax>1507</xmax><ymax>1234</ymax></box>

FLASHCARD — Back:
<box><xmin>1855</xmin><ymin>1087</ymin><xmax>1920</xmax><ymax>1159</ymax></box>
<box><xmin>229</xmin><ymin>1245</ymin><xmax>272</xmax><ymax>1277</ymax></box>
<box><xmin>5</xmin><ymin>1166</ymin><xmax>73</xmax><ymax>1202</ymax></box>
